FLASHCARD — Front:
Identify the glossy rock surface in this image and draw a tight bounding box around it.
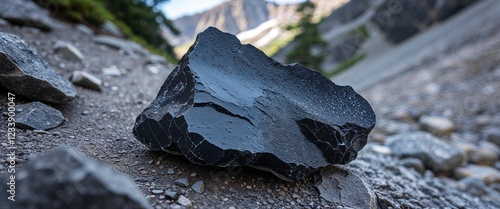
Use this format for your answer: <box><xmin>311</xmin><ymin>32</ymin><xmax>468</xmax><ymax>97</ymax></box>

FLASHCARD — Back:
<box><xmin>133</xmin><ymin>27</ymin><xmax>375</xmax><ymax>181</ymax></box>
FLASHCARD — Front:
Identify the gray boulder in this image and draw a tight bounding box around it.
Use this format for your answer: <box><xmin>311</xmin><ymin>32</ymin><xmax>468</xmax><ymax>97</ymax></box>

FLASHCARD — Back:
<box><xmin>15</xmin><ymin>102</ymin><xmax>64</xmax><ymax>130</ymax></box>
<box><xmin>3</xmin><ymin>145</ymin><xmax>152</xmax><ymax>209</ymax></box>
<box><xmin>54</xmin><ymin>41</ymin><xmax>85</xmax><ymax>62</ymax></box>
<box><xmin>0</xmin><ymin>33</ymin><xmax>76</xmax><ymax>104</ymax></box>
<box><xmin>315</xmin><ymin>166</ymin><xmax>377</xmax><ymax>209</ymax></box>
<box><xmin>0</xmin><ymin>0</ymin><xmax>68</xmax><ymax>31</ymax></box>
<box><xmin>386</xmin><ymin>132</ymin><xmax>465</xmax><ymax>173</ymax></box>
<box><xmin>371</xmin><ymin>0</ymin><xmax>479</xmax><ymax>43</ymax></box>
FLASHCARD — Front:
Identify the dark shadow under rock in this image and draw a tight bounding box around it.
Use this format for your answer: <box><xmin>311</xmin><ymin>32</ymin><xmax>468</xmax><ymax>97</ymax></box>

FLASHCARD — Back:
<box><xmin>133</xmin><ymin>27</ymin><xmax>375</xmax><ymax>181</ymax></box>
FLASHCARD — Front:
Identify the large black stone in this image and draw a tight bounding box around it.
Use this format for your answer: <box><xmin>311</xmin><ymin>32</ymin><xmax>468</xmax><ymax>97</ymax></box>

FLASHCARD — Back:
<box><xmin>133</xmin><ymin>27</ymin><xmax>375</xmax><ymax>181</ymax></box>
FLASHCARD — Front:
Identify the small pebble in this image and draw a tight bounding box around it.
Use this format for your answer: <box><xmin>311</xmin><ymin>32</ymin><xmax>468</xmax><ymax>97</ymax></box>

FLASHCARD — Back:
<box><xmin>175</xmin><ymin>178</ymin><xmax>189</xmax><ymax>187</ymax></box>
<box><xmin>33</xmin><ymin>130</ymin><xmax>49</xmax><ymax>134</ymax></box>
<box><xmin>165</xmin><ymin>190</ymin><xmax>177</xmax><ymax>200</ymax></box>
<box><xmin>177</xmin><ymin>195</ymin><xmax>192</xmax><ymax>207</ymax></box>
<box><xmin>152</xmin><ymin>189</ymin><xmax>164</xmax><ymax>194</ymax></box>
<box><xmin>135</xmin><ymin>177</ymin><xmax>152</xmax><ymax>182</ymax></box>
<box><xmin>191</xmin><ymin>180</ymin><xmax>205</xmax><ymax>193</ymax></box>
<box><xmin>167</xmin><ymin>168</ymin><xmax>175</xmax><ymax>175</ymax></box>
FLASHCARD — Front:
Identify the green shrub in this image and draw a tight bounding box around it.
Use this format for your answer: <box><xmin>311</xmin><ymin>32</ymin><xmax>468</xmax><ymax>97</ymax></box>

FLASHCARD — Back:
<box><xmin>34</xmin><ymin>0</ymin><xmax>178</xmax><ymax>63</ymax></box>
<box><xmin>285</xmin><ymin>0</ymin><xmax>326</xmax><ymax>71</ymax></box>
<box><xmin>325</xmin><ymin>53</ymin><xmax>366</xmax><ymax>77</ymax></box>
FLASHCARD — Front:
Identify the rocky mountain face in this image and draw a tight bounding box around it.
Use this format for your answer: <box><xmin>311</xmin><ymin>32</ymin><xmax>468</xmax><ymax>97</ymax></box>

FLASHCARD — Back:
<box><xmin>165</xmin><ymin>0</ymin><xmax>348</xmax><ymax>46</ymax></box>
<box><xmin>274</xmin><ymin>0</ymin><xmax>481</xmax><ymax>72</ymax></box>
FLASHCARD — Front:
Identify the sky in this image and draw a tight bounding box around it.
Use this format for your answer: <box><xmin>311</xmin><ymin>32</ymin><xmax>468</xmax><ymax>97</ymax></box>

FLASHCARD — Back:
<box><xmin>161</xmin><ymin>0</ymin><xmax>307</xmax><ymax>20</ymax></box>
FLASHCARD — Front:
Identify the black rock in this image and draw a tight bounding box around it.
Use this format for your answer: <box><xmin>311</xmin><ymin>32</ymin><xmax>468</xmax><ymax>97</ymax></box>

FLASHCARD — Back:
<box><xmin>3</xmin><ymin>145</ymin><xmax>151</xmax><ymax>209</ymax></box>
<box><xmin>133</xmin><ymin>27</ymin><xmax>376</xmax><ymax>181</ymax></box>
<box><xmin>15</xmin><ymin>102</ymin><xmax>64</xmax><ymax>130</ymax></box>
<box><xmin>0</xmin><ymin>33</ymin><xmax>76</xmax><ymax>104</ymax></box>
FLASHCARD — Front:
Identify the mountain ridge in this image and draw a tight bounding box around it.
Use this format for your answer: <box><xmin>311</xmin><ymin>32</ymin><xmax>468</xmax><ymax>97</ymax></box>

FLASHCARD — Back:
<box><xmin>165</xmin><ymin>0</ymin><xmax>348</xmax><ymax>47</ymax></box>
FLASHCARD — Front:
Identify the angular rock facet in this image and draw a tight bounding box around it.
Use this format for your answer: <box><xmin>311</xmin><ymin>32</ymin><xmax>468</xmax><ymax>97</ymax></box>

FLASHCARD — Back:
<box><xmin>315</xmin><ymin>166</ymin><xmax>377</xmax><ymax>209</ymax></box>
<box><xmin>133</xmin><ymin>27</ymin><xmax>375</xmax><ymax>181</ymax></box>
<box><xmin>15</xmin><ymin>102</ymin><xmax>64</xmax><ymax>130</ymax></box>
<box><xmin>0</xmin><ymin>33</ymin><xmax>76</xmax><ymax>104</ymax></box>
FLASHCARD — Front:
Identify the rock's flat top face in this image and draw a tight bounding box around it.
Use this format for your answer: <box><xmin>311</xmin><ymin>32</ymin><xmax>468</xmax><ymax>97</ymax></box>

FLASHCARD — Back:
<box><xmin>133</xmin><ymin>27</ymin><xmax>375</xmax><ymax>181</ymax></box>
<box><xmin>0</xmin><ymin>32</ymin><xmax>76</xmax><ymax>104</ymax></box>
<box><xmin>15</xmin><ymin>101</ymin><xmax>64</xmax><ymax>130</ymax></box>
<box><xmin>315</xmin><ymin>166</ymin><xmax>377</xmax><ymax>209</ymax></box>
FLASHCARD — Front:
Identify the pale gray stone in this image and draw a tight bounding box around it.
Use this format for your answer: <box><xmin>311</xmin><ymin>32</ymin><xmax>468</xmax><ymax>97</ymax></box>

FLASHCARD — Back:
<box><xmin>70</xmin><ymin>71</ymin><xmax>102</xmax><ymax>91</ymax></box>
<box><xmin>419</xmin><ymin>116</ymin><xmax>455</xmax><ymax>137</ymax></box>
<box><xmin>54</xmin><ymin>41</ymin><xmax>84</xmax><ymax>62</ymax></box>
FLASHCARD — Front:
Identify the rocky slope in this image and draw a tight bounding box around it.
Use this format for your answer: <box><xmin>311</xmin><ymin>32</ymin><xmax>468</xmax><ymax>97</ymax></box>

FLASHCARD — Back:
<box><xmin>1</xmin><ymin>1</ymin><xmax>500</xmax><ymax>208</ymax></box>
<box><xmin>274</xmin><ymin>0</ymin><xmax>480</xmax><ymax>72</ymax></box>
